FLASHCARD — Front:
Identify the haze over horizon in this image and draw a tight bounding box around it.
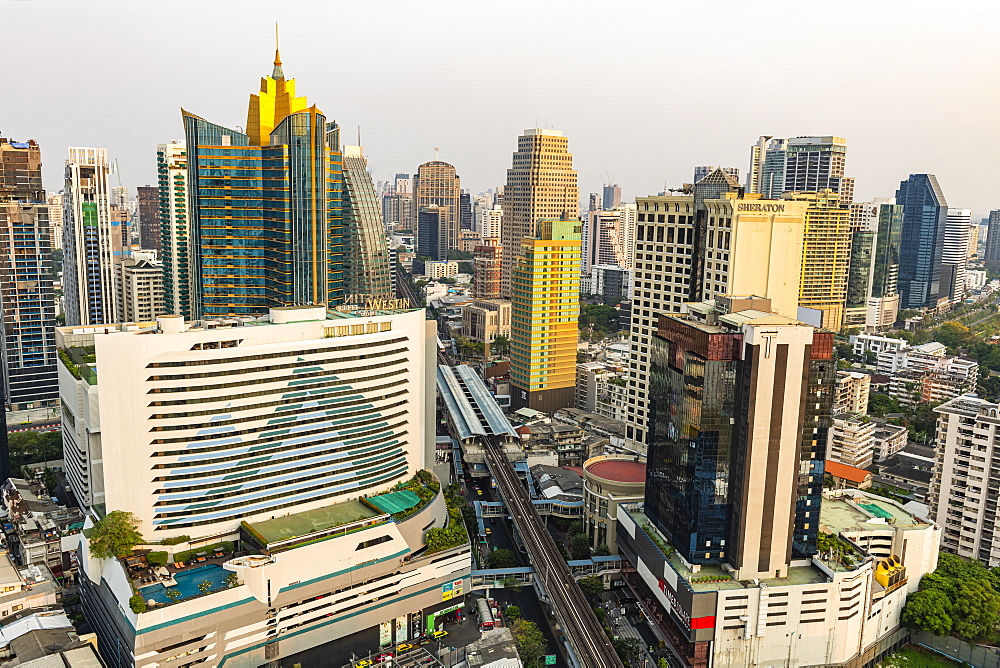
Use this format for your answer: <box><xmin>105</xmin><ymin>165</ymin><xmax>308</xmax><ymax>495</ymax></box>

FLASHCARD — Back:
<box><xmin>4</xmin><ymin>0</ymin><xmax>999</xmax><ymax>215</ymax></box>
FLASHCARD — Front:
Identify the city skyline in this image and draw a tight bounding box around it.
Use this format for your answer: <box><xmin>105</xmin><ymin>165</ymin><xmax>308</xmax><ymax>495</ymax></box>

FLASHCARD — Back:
<box><xmin>5</xmin><ymin>1</ymin><xmax>1000</xmax><ymax>215</ymax></box>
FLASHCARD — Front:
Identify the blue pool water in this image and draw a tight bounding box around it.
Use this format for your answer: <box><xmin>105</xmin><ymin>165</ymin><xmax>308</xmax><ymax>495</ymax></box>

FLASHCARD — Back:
<box><xmin>141</xmin><ymin>564</ymin><xmax>230</xmax><ymax>605</ymax></box>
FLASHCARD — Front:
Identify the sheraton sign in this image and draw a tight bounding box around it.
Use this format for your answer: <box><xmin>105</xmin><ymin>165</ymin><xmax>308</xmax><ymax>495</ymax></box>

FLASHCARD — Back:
<box><xmin>736</xmin><ymin>202</ymin><xmax>786</xmax><ymax>212</ymax></box>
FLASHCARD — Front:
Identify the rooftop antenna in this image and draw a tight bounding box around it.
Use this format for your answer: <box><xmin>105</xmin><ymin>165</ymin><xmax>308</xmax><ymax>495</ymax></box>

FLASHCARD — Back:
<box><xmin>357</xmin><ymin>125</ymin><xmax>361</xmax><ymax>148</ymax></box>
<box><xmin>434</xmin><ymin>146</ymin><xmax>440</xmax><ymax>160</ymax></box>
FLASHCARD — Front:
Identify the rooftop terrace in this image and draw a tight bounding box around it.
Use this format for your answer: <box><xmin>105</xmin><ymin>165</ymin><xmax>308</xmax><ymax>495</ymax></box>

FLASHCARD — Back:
<box><xmin>243</xmin><ymin>499</ymin><xmax>385</xmax><ymax>552</ymax></box>
<box><xmin>819</xmin><ymin>490</ymin><xmax>930</xmax><ymax>534</ymax></box>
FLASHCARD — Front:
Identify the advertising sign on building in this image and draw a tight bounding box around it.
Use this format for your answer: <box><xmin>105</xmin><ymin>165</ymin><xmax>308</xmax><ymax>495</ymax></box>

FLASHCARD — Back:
<box><xmin>379</xmin><ymin>621</ymin><xmax>392</xmax><ymax>647</ymax></box>
<box><xmin>442</xmin><ymin>582</ymin><xmax>453</xmax><ymax>601</ymax></box>
<box><xmin>395</xmin><ymin>615</ymin><xmax>407</xmax><ymax>643</ymax></box>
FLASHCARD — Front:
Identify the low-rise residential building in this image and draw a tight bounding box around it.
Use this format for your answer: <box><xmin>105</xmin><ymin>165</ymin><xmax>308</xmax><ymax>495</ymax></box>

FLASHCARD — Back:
<box><xmin>850</xmin><ymin>333</ymin><xmax>908</xmax><ymax>359</ymax></box>
<box><xmin>461</xmin><ymin>299</ymin><xmax>511</xmax><ymax>346</ymax></box>
<box><xmin>873</xmin><ymin>421</ymin><xmax>908</xmax><ymax>462</ymax></box>
<box><xmin>425</xmin><ymin>259</ymin><xmax>459</xmax><ymax>279</ymax></box>
<box><xmin>876</xmin><ymin>341</ymin><xmax>947</xmax><ymax>375</ymax></box>
<box><xmin>0</xmin><ymin>555</ymin><xmax>61</xmax><ymax>620</ymax></box>
<box><xmin>825</xmin><ymin>459</ymin><xmax>874</xmax><ymax>489</ymax></box>
<box><xmin>931</xmin><ymin>395</ymin><xmax>1000</xmax><ymax>565</ymax></box>
<box><xmin>834</xmin><ymin>371</ymin><xmax>871</xmax><ymax>413</ymax></box>
<box><xmin>575</xmin><ymin>362</ymin><xmax>615</xmax><ymax>413</ymax></box>
<box><xmin>877</xmin><ymin>444</ymin><xmax>934</xmax><ymax>503</ymax></box>
<box><xmin>0</xmin><ymin>608</ymin><xmax>101</xmax><ymax>665</ymax></box>
<box><xmin>529</xmin><ymin>465</ymin><xmax>584</xmax><ymax>520</ymax></box>
<box><xmin>529</xmin><ymin>423</ymin><xmax>586</xmax><ymax>467</ymax></box>
<box><xmin>0</xmin><ymin>479</ymin><xmax>83</xmax><ymax>578</ymax></box>
<box><xmin>888</xmin><ymin>357</ymin><xmax>978</xmax><ymax>407</ymax></box>
<box><xmin>827</xmin><ymin>413</ymin><xmax>877</xmax><ymax>469</ymax></box>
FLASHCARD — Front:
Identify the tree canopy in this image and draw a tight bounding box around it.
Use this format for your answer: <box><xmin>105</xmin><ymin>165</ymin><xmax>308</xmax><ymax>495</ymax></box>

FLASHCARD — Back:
<box><xmin>486</xmin><ymin>548</ymin><xmax>516</xmax><ymax>569</ymax></box>
<box><xmin>89</xmin><ymin>510</ymin><xmax>143</xmax><ymax>559</ymax></box>
<box><xmin>902</xmin><ymin>553</ymin><xmax>1000</xmax><ymax>642</ymax></box>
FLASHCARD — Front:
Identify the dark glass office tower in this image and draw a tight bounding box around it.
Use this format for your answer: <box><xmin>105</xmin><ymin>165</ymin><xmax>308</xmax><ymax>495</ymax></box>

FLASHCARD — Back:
<box><xmin>646</xmin><ymin>307</ymin><xmax>834</xmax><ymax>579</ymax></box>
<box><xmin>871</xmin><ymin>203</ymin><xmax>904</xmax><ymax>300</ymax></box>
<box><xmin>896</xmin><ymin>174</ymin><xmax>948</xmax><ymax>310</ymax></box>
<box><xmin>845</xmin><ymin>230</ymin><xmax>875</xmax><ymax>310</ymax></box>
<box><xmin>182</xmin><ymin>50</ymin><xmax>345</xmax><ymax>318</ymax></box>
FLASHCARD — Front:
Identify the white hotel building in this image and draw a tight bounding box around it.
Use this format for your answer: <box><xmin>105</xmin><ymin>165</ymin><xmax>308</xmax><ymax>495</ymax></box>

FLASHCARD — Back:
<box><xmin>59</xmin><ymin>306</ymin><xmax>471</xmax><ymax>667</ymax></box>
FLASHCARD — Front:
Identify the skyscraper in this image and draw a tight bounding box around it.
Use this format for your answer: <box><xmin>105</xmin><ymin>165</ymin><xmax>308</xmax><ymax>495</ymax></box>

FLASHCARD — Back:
<box><xmin>868</xmin><ymin>202</ymin><xmax>905</xmax><ymax>328</ymax></box>
<box><xmin>786</xmin><ymin>190</ymin><xmax>853</xmax><ymax>331</ymax></box>
<box><xmin>646</xmin><ymin>305</ymin><xmax>833</xmax><ymax>576</ymax></box>
<box><xmin>135</xmin><ymin>185</ymin><xmax>160</xmax><ymax>252</ymax></box>
<box><xmin>942</xmin><ymin>208</ymin><xmax>972</xmax><ymax>304</ymax></box>
<box><xmin>985</xmin><ymin>210</ymin><xmax>1000</xmax><ymax>270</ymax></box>
<box><xmin>501</xmin><ymin>129</ymin><xmax>578</xmax><ymax>297</ymax></box>
<box><xmin>182</xmin><ymin>48</ymin><xmax>345</xmax><ymax>318</ymax></box>
<box><xmin>341</xmin><ymin>145</ymin><xmax>393</xmax><ymax>297</ymax></box>
<box><xmin>45</xmin><ymin>192</ymin><xmax>63</xmax><ymax>251</ymax></box>
<box><xmin>582</xmin><ymin>204</ymin><xmax>636</xmax><ymax>272</ymax></box>
<box><xmin>510</xmin><ymin>218</ymin><xmax>581</xmax><ymax>412</ymax></box>
<box><xmin>0</xmin><ymin>138</ymin><xmax>58</xmax><ymax>413</ymax></box>
<box><xmin>116</xmin><ymin>253</ymin><xmax>164</xmax><ymax>322</ymax></box>
<box><xmin>416</xmin><ymin>205</ymin><xmax>445</xmax><ymax>260</ymax></box>
<box><xmin>747</xmin><ymin>136</ymin><xmax>853</xmax><ymax>203</ymax></box>
<box><xmin>602</xmin><ymin>183</ymin><xmax>621</xmax><ymax>210</ymax></box>
<box><xmin>896</xmin><ymin>174</ymin><xmax>948</xmax><ymax>310</ymax></box>
<box><xmin>157</xmin><ymin>140</ymin><xmax>191</xmax><ymax>319</ymax></box>
<box><xmin>459</xmin><ymin>189</ymin><xmax>473</xmax><ymax>230</ymax></box>
<box><xmin>382</xmin><ymin>173</ymin><xmax>415</xmax><ymax>233</ymax></box>
<box><xmin>63</xmin><ymin>147</ymin><xmax>123</xmax><ymax>326</ymax></box>
<box><xmin>413</xmin><ymin>161</ymin><xmax>460</xmax><ymax>254</ymax></box>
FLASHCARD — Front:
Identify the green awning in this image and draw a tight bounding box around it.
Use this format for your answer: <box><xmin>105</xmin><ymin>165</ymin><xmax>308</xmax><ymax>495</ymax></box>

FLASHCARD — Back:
<box><xmin>366</xmin><ymin>490</ymin><xmax>422</xmax><ymax>515</ymax></box>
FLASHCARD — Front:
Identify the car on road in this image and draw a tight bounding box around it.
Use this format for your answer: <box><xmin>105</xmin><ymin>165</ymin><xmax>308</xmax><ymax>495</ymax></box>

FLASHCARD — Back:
<box><xmin>374</xmin><ymin>652</ymin><xmax>394</xmax><ymax>663</ymax></box>
<box><xmin>353</xmin><ymin>661</ymin><xmax>372</xmax><ymax>668</ymax></box>
<box><xmin>476</xmin><ymin>489</ymin><xmax>483</xmax><ymax>496</ymax></box>
<box><xmin>416</xmin><ymin>634</ymin><xmax>432</xmax><ymax>645</ymax></box>
<box><xmin>485</xmin><ymin>528</ymin><xmax>491</xmax><ymax>534</ymax></box>
<box><xmin>432</xmin><ymin>630</ymin><xmax>448</xmax><ymax>639</ymax></box>
<box><xmin>396</xmin><ymin>643</ymin><xmax>414</xmax><ymax>653</ymax></box>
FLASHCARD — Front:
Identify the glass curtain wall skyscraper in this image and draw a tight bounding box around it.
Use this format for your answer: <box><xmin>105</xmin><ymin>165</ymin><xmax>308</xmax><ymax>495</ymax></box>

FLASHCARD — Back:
<box><xmin>341</xmin><ymin>145</ymin><xmax>392</xmax><ymax>297</ymax></box>
<box><xmin>896</xmin><ymin>174</ymin><xmax>948</xmax><ymax>310</ymax></box>
<box><xmin>182</xmin><ymin>49</ymin><xmax>345</xmax><ymax>318</ymax></box>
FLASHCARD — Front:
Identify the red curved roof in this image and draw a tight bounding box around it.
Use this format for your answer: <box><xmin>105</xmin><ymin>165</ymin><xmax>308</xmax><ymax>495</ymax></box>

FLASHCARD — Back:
<box><xmin>585</xmin><ymin>459</ymin><xmax>646</xmax><ymax>484</ymax></box>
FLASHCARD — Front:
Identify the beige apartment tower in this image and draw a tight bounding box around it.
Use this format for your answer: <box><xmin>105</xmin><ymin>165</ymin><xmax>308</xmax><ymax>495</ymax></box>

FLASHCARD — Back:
<box><xmin>501</xmin><ymin>129</ymin><xmax>578</xmax><ymax>298</ymax></box>
<box><xmin>413</xmin><ymin>161</ymin><xmax>461</xmax><ymax>254</ymax></box>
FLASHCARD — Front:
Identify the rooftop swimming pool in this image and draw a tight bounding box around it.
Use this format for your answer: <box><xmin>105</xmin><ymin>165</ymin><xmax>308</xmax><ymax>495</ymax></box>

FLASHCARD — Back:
<box><xmin>140</xmin><ymin>564</ymin><xmax>231</xmax><ymax>605</ymax></box>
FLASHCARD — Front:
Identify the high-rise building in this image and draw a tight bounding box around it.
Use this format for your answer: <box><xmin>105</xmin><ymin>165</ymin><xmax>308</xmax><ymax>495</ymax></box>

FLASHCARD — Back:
<box><xmin>416</xmin><ymin>205</ymin><xmax>445</xmax><ymax>260</ymax></box>
<box><xmin>45</xmin><ymin>192</ymin><xmax>63</xmax><ymax>251</ymax></box>
<box><xmin>602</xmin><ymin>183</ymin><xmax>621</xmax><ymax>210</ymax></box>
<box><xmin>867</xmin><ymin>202</ymin><xmax>905</xmax><ymax>329</ymax></box>
<box><xmin>747</xmin><ymin>136</ymin><xmax>853</xmax><ymax>203</ymax></box>
<box><xmin>116</xmin><ymin>253</ymin><xmax>164</xmax><ymax>322</ymax></box>
<box><xmin>582</xmin><ymin>204</ymin><xmax>636</xmax><ymax>272</ymax></box>
<box><xmin>382</xmin><ymin>173</ymin><xmax>415</xmax><ymax>233</ymax></box>
<box><xmin>942</xmin><ymin>208</ymin><xmax>972</xmax><ymax>304</ymax></box>
<box><xmin>61</xmin><ymin>306</ymin><xmax>468</xmax><ymax>668</ymax></box>
<box><xmin>0</xmin><ymin>138</ymin><xmax>58</xmax><ymax>413</ymax></box>
<box><xmin>834</xmin><ymin>370</ymin><xmax>871</xmax><ymax>414</ymax></box>
<box><xmin>985</xmin><ymin>210</ymin><xmax>1000</xmax><ymax>270</ymax></box>
<box><xmin>844</xmin><ymin>227</ymin><xmax>876</xmax><ymax>329</ymax></box>
<box><xmin>501</xmin><ymin>129</ymin><xmax>578</xmax><ymax>298</ymax></box>
<box><xmin>473</xmin><ymin>238</ymin><xmax>502</xmax><ymax>299</ymax></box>
<box><xmin>587</xmin><ymin>192</ymin><xmax>601</xmax><ymax>212</ymax></box>
<box><xmin>135</xmin><ymin>185</ymin><xmax>160</xmax><ymax>252</ymax></box>
<box><xmin>63</xmin><ymin>147</ymin><xmax>123</xmax><ymax>326</ymax></box>
<box><xmin>896</xmin><ymin>174</ymin><xmax>948</xmax><ymax>310</ymax></box>
<box><xmin>624</xmin><ymin>192</ymin><xmax>807</xmax><ymax>450</ymax></box>
<box><xmin>110</xmin><ymin>185</ymin><xmax>129</xmax><ymax>210</ymax></box>
<box><xmin>459</xmin><ymin>190</ymin><xmax>473</xmax><ymax>230</ymax></box>
<box><xmin>413</xmin><ymin>161</ymin><xmax>460</xmax><ymax>253</ymax></box>
<box><xmin>480</xmin><ymin>205</ymin><xmax>502</xmax><ymax>240</ymax></box>
<box><xmin>182</xmin><ymin>49</ymin><xmax>345</xmax><ymax>318</ymax></box>
<box><xmin>785</xmin><ymin>190</ymin><xmax>852</xmax><ymax>331</ymax></box>
<box><xmin>693</xmin><ymin>165</ymin><xmax>739</xmax><ymax>184</ymax></box>
<box><xmin>341</xmin><ymin>145</ymin><xmax>393</xmax><ymax>297</ymax></box>
<box><xmin>156</xmin><ymin>141</ymin><xmax>191</xmax><ymax>319</ymax></box>
<box><xmin>931</xmin><ymin>394</ymin><xmax>1000</xmax><ymax>566</ymax></box>
<box><xmin>510</xmin><ymin>219</ymin><xmax>581</xmax><ymax>412</ymax></box>
<box><xmin>645</xmin><ymin>306</ymin><xmax>834</xmax><ymax>576</ymax></box>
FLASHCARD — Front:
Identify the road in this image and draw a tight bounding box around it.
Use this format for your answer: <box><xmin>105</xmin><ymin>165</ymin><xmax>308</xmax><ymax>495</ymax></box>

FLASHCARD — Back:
<box><xmin>7</xmin><ymin>420</ymin><xmax>60</xmax><ymax>434</ymax></box>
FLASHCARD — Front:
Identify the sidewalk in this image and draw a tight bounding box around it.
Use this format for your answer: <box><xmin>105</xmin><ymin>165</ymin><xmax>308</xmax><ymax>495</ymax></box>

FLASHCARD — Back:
<box><xmin>6</xmin><ymin>406</ymin><xmax>60</xmax><ymax>425</ymax></box>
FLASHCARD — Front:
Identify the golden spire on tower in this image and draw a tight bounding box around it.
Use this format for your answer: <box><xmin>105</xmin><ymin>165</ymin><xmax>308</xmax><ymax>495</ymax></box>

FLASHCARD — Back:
<box><xmin>246</xmin><ymin>25</ymin><xmax>316</xmax><ymax>146</ymax></box>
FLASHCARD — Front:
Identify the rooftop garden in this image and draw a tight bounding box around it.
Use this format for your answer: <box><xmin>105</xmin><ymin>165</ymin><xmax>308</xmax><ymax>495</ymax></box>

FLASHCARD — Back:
<box><xmin>424</xmin><ymin>484</ymin><xmax>469</xmax><ymax>554</ymax></box>
<box><xmin>58</xmin><ymin>346</ymin><xmax>98</xmax><ymax>384</ymax></box>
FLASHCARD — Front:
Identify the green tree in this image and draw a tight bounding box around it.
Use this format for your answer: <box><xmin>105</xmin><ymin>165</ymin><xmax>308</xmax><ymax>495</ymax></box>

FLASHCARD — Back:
<box><xmin>128</xmin><ymin>594</ymin><xmax>147</xmax><ymax>614</ymax></box>
<box><xmin>89</xmin><ymin>510</ymin><xmax>143</xmax><ymax>559</ymax></box>
<box><xmin>500</xmin><ymin>576</ymin><xmax>522</xmax><ymax>592</ymax></box>
<box><xmin>613</xmin><ymin>637</ymin><xmax>643</xmax><ymax>664</ymax></box>
<box><xmin>225</xmin><ymin>573</ymin><xmax>240</xmax><ymax>588</ymax></box>
<box><xmin>505</xmin><ymin>605</ymin><xmax>521</xmax><ymax>620</ymax></box>
<box><xmin>570</xmin><ymin>533</ymin><xmax>591</xmax><ymax>560</ymax></box>
<box><xmin>902</xmin><ymin>588</ymin><xmax>954</xmax><ymax>636</ymax></box>
<box><xmin>952</xmin><ymin>580</ymin><xmax>1000</xmax><ymax>641</ymax></box>
<box><xmin>910</xmin><ymin>404</ymin><xmax>940</xmax><ymax>439</ymax></box>
<box><xmin>487</xmin><ymin>549</ymin><xmax>516</xmax><ymax>569</ymax></box>
<box><xmin>568</xmin><ymin>520</ymin><xmax>584</xmax><ymax>536</ymax></box>
<box><xmin>868</xmin><ymin>393</ymin><xmax>900</xmax><ymax>417</ymax></box>
<box><xmin>593</xmin><ymin>543</ymin><xmax>611</xmax><ymax>557</ymax></box>
<box><xmin>510</xmin><ymin>619</ymin><xmax>547</xmax><ymax>668</ymax></box>
<box><xmin>579</xmin><ymin>576</ymin><xmax>604</xmax><ymax>599</ymax></box>
<box><xmin>490</xmin><ymin>335</ymin><xmax>510</xmax><ymax>357</ymax></box>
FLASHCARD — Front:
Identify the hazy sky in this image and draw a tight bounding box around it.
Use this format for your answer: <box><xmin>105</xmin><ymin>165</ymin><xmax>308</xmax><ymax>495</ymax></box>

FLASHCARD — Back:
<box><xmin>5</xmin><ymin>0</ymin><xmax>1000</xmax><ymax>216</ymax></box>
